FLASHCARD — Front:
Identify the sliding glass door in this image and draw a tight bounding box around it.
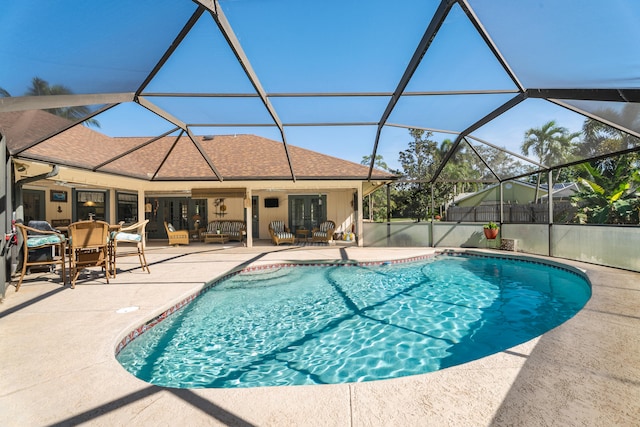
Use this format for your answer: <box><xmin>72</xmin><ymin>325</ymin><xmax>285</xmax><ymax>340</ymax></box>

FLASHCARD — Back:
<box><xmin>288</xmin><ymin>195</ymin><xmax>326</xmax><ymax>232</ymax></box>
<box><xmin>144</xmin><ymin>197</ymin><xmax>206</xmax><ymax>240</ymax></box>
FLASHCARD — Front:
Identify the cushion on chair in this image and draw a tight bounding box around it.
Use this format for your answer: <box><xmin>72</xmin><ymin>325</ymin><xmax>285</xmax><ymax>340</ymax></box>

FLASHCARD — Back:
<box><xmin>275</xmin><ymin>232</ymin><xmax>294</xmax><ymax>239</ymax></box>
<box><xmin>26</xmin><ymin>235</ymin><xmax>64</xmax><ymax>247</ymax></box>
<box><xmin>206</xmin><ymin>221</ymin><xmax>244</xmax><ymax>237</ymax></box>
<box><xmin>312</xmin><ymin>231</ymin><xmax>328</xmax><ymax>238</ymax></box>
<box><xmin>271</xmin><ymin>221</ymin><xmax>285</xmax><ymax>233</ymax></box>
<box><xmin>167</xmin><ymin>223</ymin><xmax>176</xmax><ymax>232</ymax></box>
<box><xmin>114</xmin><ymin>232</ymin><xmax>142</xmax><ymax>242</ymax></box>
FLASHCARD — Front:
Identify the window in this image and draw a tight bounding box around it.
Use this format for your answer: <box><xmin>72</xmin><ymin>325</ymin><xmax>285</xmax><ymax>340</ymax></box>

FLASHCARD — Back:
<box><xmin>117</xmin><ymin>192</ymin><xmax>138</xmax><ymax>224</ymax></box>
<box><xmin>76</xmin><ymin>191</ymin><xmax>106</xmax><ymax>221</ymax></box>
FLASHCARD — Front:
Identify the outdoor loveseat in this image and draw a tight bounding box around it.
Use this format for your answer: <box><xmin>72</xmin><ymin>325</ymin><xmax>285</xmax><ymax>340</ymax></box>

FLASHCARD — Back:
<box><xmin>202</xmin><ymin>220</ymin><xmax>246</xmax><ymax>243</ymax></box>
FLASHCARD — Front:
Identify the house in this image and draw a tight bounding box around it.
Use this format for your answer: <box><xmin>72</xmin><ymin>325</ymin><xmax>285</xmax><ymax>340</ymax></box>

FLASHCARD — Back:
<box><xmin>539</xmin><ymin>182</ymin><xmax>582</xmax><ymax>201</ymax></box>
<box><xmin>448</xmin><ymin>180</ymin><xmax>580</xmax><ymax>223</ymax></box>
<box><xmin>453</xmin><ymin>181</ymin><xmax>547</xmax><ymax>207</ymax></box>
<box><xmin>4</xmin><ymin>111</ymin><xmax>396</xmax><ymax>246</ymax></box>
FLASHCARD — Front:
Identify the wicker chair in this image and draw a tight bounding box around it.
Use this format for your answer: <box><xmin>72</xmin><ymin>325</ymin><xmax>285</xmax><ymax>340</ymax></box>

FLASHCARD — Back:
<box><xmin>110</xmin><ymin>219</ymin><xmax>150</xmax><ymax>277</ymax></box>
<box><xmin>68</xmin><ymin>220</ymin><xmax>110</xmax><ymax>288</ymax></box>
<box><xmin>164</xmin><ymin>221</ymin><xmax>189</xmax><ymax>246</ymax></box>
<box><xmin>311</xmin><ymin>220</ymin><xmax>336</xmax><ymax>243</ymax></box>
<box><xmin>268</xmin><ymin>220</ymin><xmax>295</xmax><ymax>245</ymax></box>
<box><xmin>14</xmin><ymin>221</ymin><xmax>67</xmax><ymax>292</ymax></box>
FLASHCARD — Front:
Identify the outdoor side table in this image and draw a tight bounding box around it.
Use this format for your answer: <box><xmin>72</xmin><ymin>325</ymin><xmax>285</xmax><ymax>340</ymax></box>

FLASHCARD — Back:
<box><xmin>296</xmin><ymin>228</ymin><xmax>309</xmax><ymax>242</ymax></box>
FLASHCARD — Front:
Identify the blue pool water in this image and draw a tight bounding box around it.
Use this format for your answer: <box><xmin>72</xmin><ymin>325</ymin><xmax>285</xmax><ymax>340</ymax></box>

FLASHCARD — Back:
<box><xmin>116</xmin><ymin>254</ymin><xmax>591</xmax><ymax>388</ymax></box>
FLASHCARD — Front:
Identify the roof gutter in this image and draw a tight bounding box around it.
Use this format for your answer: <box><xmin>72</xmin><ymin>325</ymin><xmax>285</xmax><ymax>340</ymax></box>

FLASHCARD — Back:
<box><xmin>16</xmin><ymin>163</ymin><xmax>59</xmax><ymax>187</ymax></box>
<box><xmin>14</xmin><ymin>164</ymin><xmax>60</xmax><ymax>213</ymax></box>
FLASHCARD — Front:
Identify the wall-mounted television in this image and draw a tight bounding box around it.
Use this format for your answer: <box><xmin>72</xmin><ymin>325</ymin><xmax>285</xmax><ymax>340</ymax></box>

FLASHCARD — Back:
<box><xmin>264</xmin><ymin>198</ymin><xmax>279</xmax><ymax>208</ymax></box>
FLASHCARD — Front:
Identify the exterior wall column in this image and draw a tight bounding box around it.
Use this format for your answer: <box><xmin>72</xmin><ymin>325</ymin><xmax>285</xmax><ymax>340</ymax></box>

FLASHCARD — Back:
<box><xmin>1</xmin><ymin>135</ymin><xmax>9</xmax><ymax>301</ymax></box>
<box><xmin>138</xmin><ymin>189</ymin><xmax>145</xmax><ymax>225</ymax></box>
<box><xmin>138</xmin><ymin>189</ymin><xmax>146</xmax><ymax>243</ymax></box>
<box><xmin>357</xmin><ymin>183</ymin><xmax>363</xmax><ymax>247</ymax></box>
<box><xmin>245</xmin><ymin>189</ymin><xmax>252</xmax><ymax>248</ymax></box>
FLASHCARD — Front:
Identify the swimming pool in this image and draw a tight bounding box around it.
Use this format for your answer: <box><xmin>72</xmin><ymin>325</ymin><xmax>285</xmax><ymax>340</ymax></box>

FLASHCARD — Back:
<box><xmin>116</xmin><ymin>253</ymin><xmax>591</xmax><ymax>388</ymax></box>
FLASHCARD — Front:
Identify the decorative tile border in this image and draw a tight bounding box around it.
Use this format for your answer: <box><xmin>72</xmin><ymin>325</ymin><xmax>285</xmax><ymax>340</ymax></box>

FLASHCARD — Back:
<box><xmin>114</xmin><ymin>250</ymin><xmax>588</xmax><ymax>356</ymax></box>
<box><xmin>441</xmin><ymin>250</ymin><xmax>591</xmax><ymax>282</ymax></box>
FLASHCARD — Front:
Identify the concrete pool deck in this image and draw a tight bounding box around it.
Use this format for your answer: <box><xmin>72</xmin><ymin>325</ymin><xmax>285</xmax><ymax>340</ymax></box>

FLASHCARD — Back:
<box><xmin>1</xmin><ymin>242</ymin><xmax>639</xmax><ymax>426</ymax></box>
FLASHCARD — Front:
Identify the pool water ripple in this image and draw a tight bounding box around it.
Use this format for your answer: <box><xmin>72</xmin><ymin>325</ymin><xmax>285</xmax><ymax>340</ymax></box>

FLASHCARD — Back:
<box><xmin>116</xmin><ymin>254</ymin><xmax>591</xmax><ymax>388</ymax></box>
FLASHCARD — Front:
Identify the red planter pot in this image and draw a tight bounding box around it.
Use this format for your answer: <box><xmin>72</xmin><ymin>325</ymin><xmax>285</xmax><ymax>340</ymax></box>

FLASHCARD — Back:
<box><xmin>484</xmin><ymin>228</ymin><xmax>499</xmax><ymax>240</ymax></box>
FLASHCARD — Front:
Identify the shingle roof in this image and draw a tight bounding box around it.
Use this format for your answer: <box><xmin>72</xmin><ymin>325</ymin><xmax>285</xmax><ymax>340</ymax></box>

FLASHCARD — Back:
<box><xmin>4</xmin><ymin>110</ymin><xmax>394</xmax><ymax>181</ymax></box>
<box><xmin>105</xmin><ymin>134</ymin><xmax>395</xmax><ymax>181</ymax></box>
<box><xmin>0</xmin><ymin>110</ymin><xmax>74</xmax><ymax>152</ymax></box>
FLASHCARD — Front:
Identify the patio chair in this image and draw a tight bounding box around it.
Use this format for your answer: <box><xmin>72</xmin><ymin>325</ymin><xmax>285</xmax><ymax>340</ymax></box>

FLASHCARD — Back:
<box><xmin>268</xmin><ymin>220</ymin><xmax>295</xmax><ymax>245</ymax></box>
<box><xmin>110</xmin><ymin>219</ymin><xmax>150</xmax><ymax>277</ymax></box>
<box><xmin>164</xmin><ymin>221</ymin><xmax>189</xmax><ymax>246</ymax></box>
<box><xmin>14</xmin><ymin>221</ymin><xmax>67</xmax><ymax>292</ymax></box>
<box><xmin>68</xmin><ymin>220</ymin><xmax>110</xmax><ymax>288</ymax></box>
<box><xmin>311</xmin><ymin>220</ymin><xmax>336</xmax><ymax>243</ymax></box>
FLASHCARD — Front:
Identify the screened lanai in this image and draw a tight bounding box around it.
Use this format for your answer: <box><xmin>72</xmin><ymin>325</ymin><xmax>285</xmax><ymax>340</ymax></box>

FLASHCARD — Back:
<box><xmin>2</xmin><ymin>0</ymin><xmax>640</xmax><ymax>269</ymax></box>
<box><xmin>2</xmin><ymin>3</ymin><xmax>640</xmax><ymax>424</ymax></box>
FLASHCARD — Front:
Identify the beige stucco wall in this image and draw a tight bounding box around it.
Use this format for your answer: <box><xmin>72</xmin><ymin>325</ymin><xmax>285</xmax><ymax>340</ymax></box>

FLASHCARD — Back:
<box><xmin>205</xmin><ymin>197</ymin><xmax>244</xmax><ymax>224</ymax></box>
<box><xmin>18</xmin><ymin>163</ymin><xmax>365</xmax><ymax>245</ymax></box>
<box><xmin>251</xmin><ymin>189</ymin><xmax>356</xmax><ymax>239</ymax></box>
<box><xmin>48</xmin><ymin>185</ymin><xmax>73</xmax><ymax>222</ymax></box>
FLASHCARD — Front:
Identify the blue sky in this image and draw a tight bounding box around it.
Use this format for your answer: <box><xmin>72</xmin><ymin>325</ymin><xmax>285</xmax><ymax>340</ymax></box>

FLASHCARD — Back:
<box><xmin>2</xmin><ymin>0</ymin><xmax>639</xmax><ymax>171</ymax></box>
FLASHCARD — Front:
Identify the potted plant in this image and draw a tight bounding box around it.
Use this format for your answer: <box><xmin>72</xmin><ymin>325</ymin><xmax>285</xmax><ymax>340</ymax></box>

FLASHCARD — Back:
<box><xmin>483</xmin><ymin>221</ymin><xmax>500</xmax><ymax>239</ymax></box>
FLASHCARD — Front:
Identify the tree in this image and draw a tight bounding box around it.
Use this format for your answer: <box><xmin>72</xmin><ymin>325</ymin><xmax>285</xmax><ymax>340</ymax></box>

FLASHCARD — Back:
<box><xmin>438</xmin><ymin>138</ymin><xmax>486</xmax><ymax>194</ymax></box>
<box><xmin>395</xmin><ymin>129</ymin><xmax>445</xmax><ymax>221</ymax></box>
<box><xmin>0</xmin><ymin>87</ymin><xmax>10</xmax><ymax>97</ymax></box>
<box><xmin>571</xmin><ymin>155</ymin><xmax>640</xmax><ymax>224</ymax></box>
<box><xmin>24</xmin><ymin>77</ymin><xmax>100</xmax><ymax>127</ymax></box>
<box><xmin>579</xmin><ymin>107</ymin><xmax>640</xmax><ymax>168</ymax></box>
<box><xmin>473</xmin><ymin>144</ymin><xmax>528</xmax><ymax>181</ymax></box>
<box><xmin>361</xmin><ymin>154</ymin><xmax>396</xmax><ymax>221</ymax></box>
<box><xmin>431</xmin><ymin>139</ymin><xmax>483</xmax><ymax>215</ymax></box>
<box><xmin>521</xmin><ymin>120</ymin><xmax>579</xmax><ymax>202</ymax></box>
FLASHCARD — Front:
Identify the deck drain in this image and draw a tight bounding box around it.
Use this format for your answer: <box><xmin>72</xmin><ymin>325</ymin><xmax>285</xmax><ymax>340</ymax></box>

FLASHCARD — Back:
<box><xmin>116</xmin><ymin>306</ymin><xmax>139</xmax><ymax>314</ymax></box>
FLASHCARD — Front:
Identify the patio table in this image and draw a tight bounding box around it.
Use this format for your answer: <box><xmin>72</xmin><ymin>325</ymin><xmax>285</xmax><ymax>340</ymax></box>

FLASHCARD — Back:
<box><xmin>204</xmin><ymin>233</ymin><xmax>229</xmax><ymax>244</ymax></box>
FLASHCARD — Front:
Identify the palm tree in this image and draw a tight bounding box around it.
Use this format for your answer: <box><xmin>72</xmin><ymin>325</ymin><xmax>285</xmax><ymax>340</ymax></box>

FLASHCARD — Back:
<box><xmin>580</xmin><ymin>105</ymin><xmax>640</xmax><ymax>167</ymax></box>
<box><xmin>25</xmin><ymin>77</ymin><xmax>100</xmax><ymax>128</ymax></box>
<box><xmin>522</xmin><ymin>120</ymin><xmax>577</xmax><ymax>202</ymax></box>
